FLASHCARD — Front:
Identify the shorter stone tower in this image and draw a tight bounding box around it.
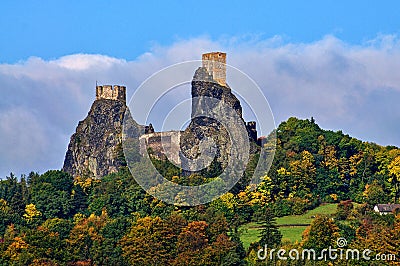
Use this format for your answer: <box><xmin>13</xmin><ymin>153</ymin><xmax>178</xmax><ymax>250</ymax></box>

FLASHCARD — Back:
<box><xmin>202</xmin><ymin>52</ymin><xmax>226</xmax><ymax>86</ymax></box>
<box><xmin>96</xmin><ymin>85</ymin><xmax>126</xmax><ymax>103</ymax></box>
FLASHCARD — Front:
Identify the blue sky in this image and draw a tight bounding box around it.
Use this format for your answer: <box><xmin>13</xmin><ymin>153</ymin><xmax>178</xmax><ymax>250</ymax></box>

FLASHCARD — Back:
<box><xmin>1</xmin><ymin>0</ymin><xmax>399</xmax><ymax>63</ymax></box>
<box><xmin>1</xmin><ymin>1</ymin><xmax>400</xmax><ymax>177</ymax></box>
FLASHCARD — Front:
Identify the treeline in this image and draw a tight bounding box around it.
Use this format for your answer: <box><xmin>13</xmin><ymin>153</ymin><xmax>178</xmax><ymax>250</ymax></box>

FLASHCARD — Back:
<box><xmin>0</xmin><ymin>168</ymin><xmax>246</xmax><ymax>265</ymax></box>
<box><xmin>151</xmin><ymin>117</ymin><xmax>400</xmax><ymax>216</ymax></box>
<box><xmin>263</xmin><ymin>117</ymin><xmax>400</xmax><ymax>215</ymax></box>
<box><xmin>0</xmin><ymin>117</ymin><xmax>399</xmax><ymax>265</ymax></box>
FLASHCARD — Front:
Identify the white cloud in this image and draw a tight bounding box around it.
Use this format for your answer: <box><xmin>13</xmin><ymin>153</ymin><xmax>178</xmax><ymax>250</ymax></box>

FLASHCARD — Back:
<box><xmin>54</xmin><ymin>54</ymin><xmax>126</xmax><ymax>70</ymax></box>
<box><xmin>0</xmin><ymin>35</ymin><xmax>399</xmax><ymax>177</ymax></box>
<box><xmin>0</xmin><ymin>108</ymin><xmax>48</xmax><ymax>175</ymax></box>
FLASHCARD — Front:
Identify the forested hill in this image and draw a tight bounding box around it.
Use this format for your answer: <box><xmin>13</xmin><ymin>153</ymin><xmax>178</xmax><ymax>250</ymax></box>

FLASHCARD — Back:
<box><xmin>269</xmin><ymin>117</ymin><xmax>399</xmax><ymax>206</ymax></box>
<box><xmin>0</xmin><ymin>117</ymin><xmax>399</xmax><ymax>264</ymax></box>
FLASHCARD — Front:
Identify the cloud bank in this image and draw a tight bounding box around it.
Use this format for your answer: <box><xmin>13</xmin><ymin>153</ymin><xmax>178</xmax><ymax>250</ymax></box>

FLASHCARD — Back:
<box><xmin>0</xmin><ymin>35</ymin><xmax>399</xmax><ymax>178</ymax></box>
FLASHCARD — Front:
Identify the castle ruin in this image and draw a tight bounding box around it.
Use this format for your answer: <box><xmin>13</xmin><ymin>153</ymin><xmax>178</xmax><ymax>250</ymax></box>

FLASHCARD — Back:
<box><xmin>138</xmin><ymin>52</ymin><xmax>258</xmax><ymax>169</ymax></box>
<box><xmin>64</xmin><ymin>52</ymin><xmax>260</xmax><ymax>179</ymax></box>
<box><xmin>96</xmin><ymin>85</ymin><xmax>126</xmax><ymax>103</ymax></box>
<box><xmin>202</xmin><ymin>52</ymin><xmax>226</xmax><ymax>86</ymax></box>
<box><xmin>139</xmin><ymin>131</ymin><xmax>182</xmax><ymax>166</ymax></box>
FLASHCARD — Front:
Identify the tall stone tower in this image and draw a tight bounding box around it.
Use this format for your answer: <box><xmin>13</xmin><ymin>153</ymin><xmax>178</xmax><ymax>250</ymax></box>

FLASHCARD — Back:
<box><xmin>202</xmin><ymin>52</ymin><xmax>226</xmax><ymax>86</ymax></box>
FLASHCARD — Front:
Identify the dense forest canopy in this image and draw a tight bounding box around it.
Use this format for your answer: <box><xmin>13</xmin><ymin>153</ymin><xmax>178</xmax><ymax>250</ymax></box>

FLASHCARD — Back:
<box><xmin>0</xmin><ymin>117</ymin><xmax>399</xmax><ymax>265</ymax></box>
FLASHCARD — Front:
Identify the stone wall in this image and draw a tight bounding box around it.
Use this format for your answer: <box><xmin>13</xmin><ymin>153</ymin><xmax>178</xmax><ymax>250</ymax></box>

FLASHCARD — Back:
<box><xmin>96</xmin><ymin>85</ymin><xmax>126</xmax><ymax>103</ymax></box>
<box><xmin>202</xmin><ymin>52</ymin><xmax>226</xmax><ymax>86</ymax></box>
<box><xmin>139</xmin><ymin>131</ymin><xmax>182</xmax><ymax>166</ymax></box>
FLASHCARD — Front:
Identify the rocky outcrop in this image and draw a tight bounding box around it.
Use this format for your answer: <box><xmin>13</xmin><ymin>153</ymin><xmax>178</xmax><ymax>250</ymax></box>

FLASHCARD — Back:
<box><xmin>63</xmin><ymin>59</ymin><xmax>260</xmax><ymax>179</ymax></box>
<box><xmin>63</xmin><ymin>98</ymin><xmax>127</xmax><ymax>178</ymax></box>
<box><xmin>180</xmin><ymin>67</ymin><xmax>258</xmax><ymax>174</ymax></box>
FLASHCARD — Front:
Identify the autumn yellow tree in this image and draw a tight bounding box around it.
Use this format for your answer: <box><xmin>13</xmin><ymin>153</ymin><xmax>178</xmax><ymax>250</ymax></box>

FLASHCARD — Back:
<box><xmin>245</xmin><ymin>176</ymin><xmax>274</xmax><ymax>208</ymax></box>
<box><xmin>67</xmin><ymin>211</ymin><xmax>108</xmax><ymax>263</ymax></box>
<box><xmin>388</xmin><ymin>156</ymin><xmax>400</xmax><ymax>202</ymax></box>
<box><xmin>120</xmin><ymin>216</ymin><xmax>175</xmax><ymax>265</ymax></box>
<box><xmin>4</xmin><ymin>236</ymin><xmax>29</xmax><ymax>263</ymax></box>
<box><xmin>23</xmin><ymin>203</ymin><xmax>42</xmax><ymax>225</ymax></box>
<box><xmin>386</xmin><ymin>214</ymin><xmax>400</xmax><ymax>263</ymax></box>
<box><xmin>318</xmin><ymin>135</ymin><xmax>338</xmax><ymax>169</ymax></box>
<box><xmin>289</xmin><ymin>150</ymin><xmax>316</xmax><ymax>197</ymax></box>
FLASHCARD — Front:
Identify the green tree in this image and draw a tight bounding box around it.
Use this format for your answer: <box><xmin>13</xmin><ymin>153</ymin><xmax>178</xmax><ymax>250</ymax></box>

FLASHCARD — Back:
<box><xmin>0</xmin><ymin>199</ymin><xmax>21</xmax><ymax>237</ymax></box>
<box><xmin>302</xmin><ymin>215</ymin><xmax>339</xmax><ymax>253</ymax></box>
<box><xmin>0</xmin><ymin>173</ymin><xmax>29</xmax><ymax>216</ymax></box>
<box><xmin>29</xmin><ymin>170</ymin><xmax>75</xmax><ymax>219</ymax></box>
<box><xmin>257</xmin><ymin>208</ymin><xmax>282</xmax><ymax>248</ymax></box>
<box><xmin>88</xmin><ymin>168</ymin><xmax>149</xmax><ymax>217</ymax></box>
<box><xmin>94</xmin><ymin>217</ymin><xmax>130</xmax><ymax>265</ymax></box>
<box><xmin>42</xmin><ymin>218</ymin><xmax>72</xmax><ymax>240</ymax></box>
<box><xmin>363</xmin><ymin>182</ymin><xmax>389</xmax><ymax>206</ymax></box>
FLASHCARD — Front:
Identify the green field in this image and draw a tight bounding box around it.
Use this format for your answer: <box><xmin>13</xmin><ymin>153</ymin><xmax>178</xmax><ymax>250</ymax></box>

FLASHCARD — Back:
<box><xmin>239</xmin><ymin>203</ymin><xmax>338</xmax><ymax>249</ymax></box>
<box><xmin>279</xmin><ymin>226</ymin><xmax>308</xmax><ymax>243</ymax></box>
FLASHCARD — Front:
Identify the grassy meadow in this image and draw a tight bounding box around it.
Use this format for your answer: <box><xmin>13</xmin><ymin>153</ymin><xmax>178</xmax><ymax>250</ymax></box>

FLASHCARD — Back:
<box><xmin>239</xmin><ymin>203</ymin><xmax>338</xmax><ymax>249</ymax></box>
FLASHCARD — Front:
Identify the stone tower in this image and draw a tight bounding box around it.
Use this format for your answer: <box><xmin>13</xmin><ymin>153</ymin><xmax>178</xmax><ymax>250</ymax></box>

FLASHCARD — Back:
<box><xmin>202</xmin><ymin>52</ymin><xmax>226</xmax><ymax>86</ymax></box>
<box><xmin>96</xmin><ymin>85</ymin><xmax>126</xmax><ymax>103</ymax></box>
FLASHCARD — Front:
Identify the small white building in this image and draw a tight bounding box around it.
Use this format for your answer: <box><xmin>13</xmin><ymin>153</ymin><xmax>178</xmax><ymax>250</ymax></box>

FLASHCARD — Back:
<box><xmin>373</xmin><ymin>204</ymin><xmax>400</xmax><ymax>215</ymax></box>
